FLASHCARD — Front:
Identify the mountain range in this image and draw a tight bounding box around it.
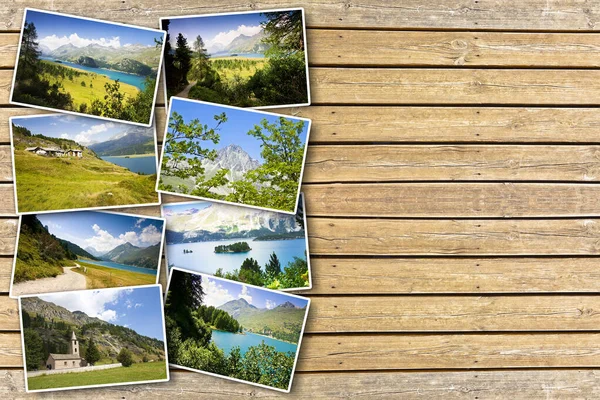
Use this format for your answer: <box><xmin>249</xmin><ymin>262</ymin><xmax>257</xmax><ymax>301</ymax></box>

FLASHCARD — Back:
<box><xmin>217</xmin><ymin>298</ymin><xmax>306</xmax><ymax>343</ymax></box>
<box><xmin>101</xmin><ymin>242</ymin><xmax>161</xmax><ymax>270</ymax></box>
<box><xmin>89</xmin><ymin>129</ymin><xmax>155</xmax><ymax>157</ymax></box>
<box><xmin>210</xmin><ymin>30</ymin><xmax>269</xmax><ymax>55</ymax></box>
<box><xmin>40</xmin><ymin>42</ymin><xmax>160</xmax><ymax>76</ymax></box>
<box><xmin>164</xmin><ymin>201</ymin><xmax>302</xmax><ymax>244</ymax></box>
<box><xmin>161</xmin><ymin>144</ymin><xmax>261</xmax><ymax>196</ymax></box>
<box><xmin>22</xmin><ymin>297</ymin><xmax>165</xmax><ymax>363</ymax></box>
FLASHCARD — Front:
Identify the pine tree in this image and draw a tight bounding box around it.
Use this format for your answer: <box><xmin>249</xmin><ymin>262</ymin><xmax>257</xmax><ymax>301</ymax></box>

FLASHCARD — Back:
<box><xmin>85</xmin><ymin>338</ymin><xmax>101</xmax><ymax>365</ymax></box>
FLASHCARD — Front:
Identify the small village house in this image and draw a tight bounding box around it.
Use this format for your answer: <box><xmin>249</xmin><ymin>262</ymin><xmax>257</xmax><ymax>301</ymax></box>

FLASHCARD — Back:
<box><xmin>25</xmin><ymin>147</ymin><xmax>82</xmax><ymax>158</ymax></box>
<box><xmin>46</xmin><ymin>331</ymin><xmax>86</xmax><ymax>370</ymax></box>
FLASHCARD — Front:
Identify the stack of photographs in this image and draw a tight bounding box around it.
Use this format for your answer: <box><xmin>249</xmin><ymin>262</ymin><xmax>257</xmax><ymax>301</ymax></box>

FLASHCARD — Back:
<box><xmin>9</xmin><ymin>6</ymin><xmax>312</xmax><ymax>394</ymax></box>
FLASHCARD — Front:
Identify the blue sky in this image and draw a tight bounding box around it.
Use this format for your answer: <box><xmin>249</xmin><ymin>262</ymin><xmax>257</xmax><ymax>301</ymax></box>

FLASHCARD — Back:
<box><xmin>12</xmin><ymin>114</ymin><xmax>154</xmax><ymax>146</ymax></box>
<box><xmin>169</xmin><ymin>98</ymin><xmax>309</xmax><ymax>162</ymax></box>
<box><xmin>26</xmin><ymin>9</ymin><xmax>162</xmax><ymax>51</ymax></box>
<box><xmin>38</xmin><ymin>286</ymin><xmax>165</xmax><ymax>340</ymax></box>
<box><xmin>162</xmin><ymin>201</ymin><xmax>211</xmax><ymax>217</ymax></box>
<box><xmin>201</xmin><ymin>275</ymin><xmax>308</xmax><ymax>310</ymax></box>
<box><xmin>166</xmin><ymin>12</ymin><xmax>266</xmax><ymax>54</ymax></box>
<box><xmin>35</xmin><ymin>211</ymin><xmax>163</xmax><ymax>254</ymax></box>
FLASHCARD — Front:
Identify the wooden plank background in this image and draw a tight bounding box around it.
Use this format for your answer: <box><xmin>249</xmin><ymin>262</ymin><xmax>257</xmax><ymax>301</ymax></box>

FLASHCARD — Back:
<box><xmin>2</xmin><ymin>0</ymin><xmax>600</xmax><ymax>398</ymax></box>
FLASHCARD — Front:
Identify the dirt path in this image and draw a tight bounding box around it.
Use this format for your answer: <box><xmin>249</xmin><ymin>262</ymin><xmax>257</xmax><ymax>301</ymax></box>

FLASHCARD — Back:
<box><xmin>12</xmin><ymin>264</ymin><xmax>86</xmax><ymax>296</ymax></box>
<box><xmin>175</xmin><ymin>81</ymin><xmax>197</xmax><ymax>98</ymax></box>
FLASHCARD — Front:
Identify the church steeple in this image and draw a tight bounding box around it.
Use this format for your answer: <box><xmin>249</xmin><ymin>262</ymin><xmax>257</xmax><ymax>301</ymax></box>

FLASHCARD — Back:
<box><xmin>69</xmin><ymin>331</ymin><xmax>79</xmax><ymax>356</ymax></box>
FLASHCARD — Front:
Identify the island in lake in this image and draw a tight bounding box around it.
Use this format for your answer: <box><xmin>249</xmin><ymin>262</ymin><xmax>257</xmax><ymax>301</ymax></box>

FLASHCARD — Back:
<box><xmin>214</xmin><ymin>241</ymin><xmax>251</xmax><ymax>253</ymax></box>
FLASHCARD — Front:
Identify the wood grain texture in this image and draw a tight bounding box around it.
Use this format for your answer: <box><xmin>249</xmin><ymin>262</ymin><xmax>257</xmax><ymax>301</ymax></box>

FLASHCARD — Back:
<box><xmin>308</xmin><ymin>218</ymin><xmax>600</xmax><ymax>256</ymax></box>
<box><xmin>0</xmin><ymin>259</ymin><xmax>12</xmax><ymax>294</ymax></box>
<box><xmin>306</xmin><ymin>258</ymin><xmax>600</xmax><ymax>294</ymax></box>
<box><xmin>2</xmin><ymin>369</ymin><xmax>600</xmax><ymax>399</ymax></box>
<box><xmin>305</xmin><ymin>145</ymin><xmax>600</xmax><ymax>182</ymax></box>
<box><xmin>298</xmin><ymin>333</ymin><xmax>600</xmax><ymax>371</ymax></box>
<box><xmin>303</xmin><ymin>184</ymin><xmax>600</xmax><ymax>217</ymax></box>
<box><xmin>1</xmin><ymin>1</ymin><xmax>600</xmax><ymax>31</ymax></box>
<box><xmin>5</xmin><ymin>31</ymin><xmax>600</xmax><ymax>68</ymax></box>
<box><xmin>0</xmin><ymin>333</ymin><xmax>21</xmax><ymax>367</ymax></box>
<box><xmin>4</xmin><ymin>294</ymin><xmax>600</xmax><ymax>333</ymax></box>
<box><xmin>311</xmin><ymin>68</ymin><xmax>600</xmax><ymax>105</ymax></box>
<box><xmin>6</xmin><ymin>106</ymin><xmax>600</xmax><ymax>144</ymax></box>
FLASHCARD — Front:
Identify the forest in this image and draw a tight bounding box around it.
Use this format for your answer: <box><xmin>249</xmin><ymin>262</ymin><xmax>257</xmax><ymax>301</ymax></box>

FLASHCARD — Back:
<box><xmin>165</xmin><ymin>270</ymin><xmax>295</xmax><ymax>390</ymax></box>
<box><xmin>13</xmin><ymin>21</ymin><xmax>157</xmax><ymax>124</ymax></box>
<box><xmin>159</xmin><ymin>110</ymin><xmax>307</xmax><ymax>213</ymax></box>
<box><xmin>214</xmin><ymin>253</ymin><xmax>309</xmax><ymax>290</ymax></box>
<box><xmin>162</xmin><ymin>10</ymin><xmax>308</xmax><ymax>107</ymax></box>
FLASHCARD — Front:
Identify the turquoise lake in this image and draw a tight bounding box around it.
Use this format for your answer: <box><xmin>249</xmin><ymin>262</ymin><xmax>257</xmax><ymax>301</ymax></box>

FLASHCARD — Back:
<box><xmin>166</xmin><ymin>238</ymin><xmax>307</xmax><ymax>275</ymax></box>
<box><xmin>211</xmin><ymin>330</ymin><xmax>297</xmax><ymax>356</ymax></box>
<box><xmin>210</xmin><ymin>52</ymin><xmax>265</xmax><ymax>59</ymax></box>
<box><xmin>101</xmin><ymin>155</ymin><xmax>157</xmax><ymax>175</ymax></box>
<box><xmin>41</xmin><ymin>57</ymin><xmax>148</xmax><ymax>90</ymax></box>
<box><xmin>78</xmin><ymin>259</ymin><xmax>157</xmax><ymax>276</ymax></box>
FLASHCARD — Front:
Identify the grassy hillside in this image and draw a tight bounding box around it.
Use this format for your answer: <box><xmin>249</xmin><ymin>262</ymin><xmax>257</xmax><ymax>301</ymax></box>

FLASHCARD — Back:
<box><xmin>14</xmin><ymin>150</ymin><xmax>158</xmax><ymax>212</ymax></box>
<box><xmin>41</xmin><ymin>60</ymin><xmax>140</xmax><ymax>111</ymax></box>
<box><xmin>27</xmin><ymin>360</ymin><xmax>167</xmax><ymax>390</ymax></box>
<box><xmin>74</xmin><ymin>260</ymin><xmax>156</xmax><ymax>289</ymax></box>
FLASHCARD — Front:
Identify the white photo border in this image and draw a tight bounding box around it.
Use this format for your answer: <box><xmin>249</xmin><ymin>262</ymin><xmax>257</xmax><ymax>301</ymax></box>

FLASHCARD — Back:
<box><xmin>160</xmin><ymin>194</ymin><xmax>312</xmax><ymax>292</ymax></box>
<box><xmin>165</xmin><ymin>267</ymin><xmax>311</xmax><ymax>393</ymax></box>
<box><xmin>10</xmin><ymin>8</ymin><xmax>166</xmax><ymax>128</ymax></box>
<box><xmin>9</xmin><ymin>113</ymin><xmax>162</xmax><ymax>215</ymax></box>
<box><xmin>156</xmin><ymin>97</ymin><xmax>311</xmax><ymax>216</ymax></box>
<box><xmin>19</xmin><ymin>283</ymin><xmax>170</xmax><ymax>393</ymax></box>
<box><xmin>9</xmin><ymin>210</ymin><xmax>167</xmax><ymax>299</ymax></box>
<box><xmin>159</xmin><ymin>7</ymin><xmax>311</xmax><ymax>110</ymax></box>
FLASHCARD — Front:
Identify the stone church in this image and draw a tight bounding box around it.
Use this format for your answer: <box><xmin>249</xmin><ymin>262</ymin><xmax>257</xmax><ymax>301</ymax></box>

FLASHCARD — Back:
<box><xmin>46</xmin><ymin>331</ymin><xmax>86</xmax><ymax>370</ymax></box>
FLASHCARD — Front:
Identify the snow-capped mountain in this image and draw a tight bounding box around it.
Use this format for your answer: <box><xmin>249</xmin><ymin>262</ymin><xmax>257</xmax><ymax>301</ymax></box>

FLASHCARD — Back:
<box><xmin>164</xmin><ymin>202</ymin><xmax>301</xmax><ymax>244</ymax></box>
<box><xmin>202</xmin><ymin>144</ymin><xmax>261</xmax><ymax>194</ymax></box>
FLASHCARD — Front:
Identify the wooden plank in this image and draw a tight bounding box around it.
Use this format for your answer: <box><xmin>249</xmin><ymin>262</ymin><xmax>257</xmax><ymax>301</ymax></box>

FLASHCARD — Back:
<box><xmin>2</xmin><ymin>369</ymin><xmax>600</xmax><ymax>399</ymax></box>
<box><xmin>5</xmin><ymin>69</ymin><xmax>600</xmax><ymax>106</ymax></box>
<box><xmin>4</xmin><ymin>31</ymin><xmax>600</xmax><ymax>68</ymax></box>
<box><xmin>310</xmin><ymin>30</ymin><xmax>600</xmax><ymax>67</ymax></box>
<box><xmin>3</xmin><ymin>331</ymin><xmax>600</xmax><ymax>370</ymax></box>
<box><xmin>297</xmin><ymin>333</ymin><xmax>600</xmax><ymax>371</ymax></box>
<box><xmin>308</xmin><ymin>296</ymin><xmax>600</xmax><ymax>333</ymax></box>
<box><xmin>4</xmin><ymin>294</ymin><xmax>600</xmax><ymax>333</ymax></box>
<box><xmin>308</xmin><ymin>218</ymin><xmax>600</xmax><ymax>256</ymax></box>
<box><xmin>311</xmin><ymin>68</ymin><xmax>600</xmax><ymax>105</ymax></box>
<box><xmin>305</xmin><ymin>145</ymin><xmax>600</xmax><ymax>182</ymax></box>
<box><xmin>0</xmin><ymin>147</ymin><xmax>10</xmax><ymax>182</ymax></box>
<box><xmin>0</xmin><ymin>259</ymin><xmax>11</xmax><ymax>294</ymax></box>
<box><xmin>1</xmin><ymin>1</ymin><xmax>599</xmax><ymax>31</ymax></box>
<box><xmin>0</xmin><ymin>333</ymin><xmax>22</xmax><ymax>367</ymax></box>
<box><xmin>303</xmin><ymin>184</ymin><xmax>600</xmax><ymax>218</ymax></box>
<box><xmin>0</xmin><ymin>220</ymin><xmax>16</xmax><ymax>257</ymax></box>
<box><xmin>6</xmin><ymin>106</ymin><xmax>600</xmax><ymax>144</ymax></box>
<box><xmin>306</xmin><ymin>258</ymin><xmax>600</xmax><ymax>294</ymax></box>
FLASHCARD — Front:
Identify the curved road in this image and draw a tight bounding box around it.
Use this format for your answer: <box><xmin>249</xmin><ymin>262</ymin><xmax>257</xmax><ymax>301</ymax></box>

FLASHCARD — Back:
<box><xmin>11</xmin><ymin>265</ymin><xmax>86</xmax><ymax>296</ymax></box>
<box><xmin>175</xmin><ymin>81</ymin><xmax>197</xmax><ymax>98</ymax></box>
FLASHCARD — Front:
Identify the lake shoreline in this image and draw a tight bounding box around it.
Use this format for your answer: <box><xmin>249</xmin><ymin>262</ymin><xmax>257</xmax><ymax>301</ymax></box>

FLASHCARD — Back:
<box><xmin>104</xmin><ymin>154</ymin><xmax>155</xmax><ymax>159</ymax></box>
<box><xmin>247</xmin><ymin>331</ymin><xmax>297</xmax><ymax>346</ymax></box>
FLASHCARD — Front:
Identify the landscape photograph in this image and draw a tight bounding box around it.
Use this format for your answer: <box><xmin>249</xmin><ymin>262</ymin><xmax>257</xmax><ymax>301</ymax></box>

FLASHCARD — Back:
<box><xmin>11</xmin><ymin>9</ymin><xmax>165</xmax><ymax>126</ymax></box>
<box><xmin>20</xmin><ymin>285</ymin><xmax>168</xmax><ymax>392</ymax></box>
<box><xmin>158</xmin><ymin>98</ymin><xmax>310</xmax><ymax>214</ymax></box>
<box><xmin>11</xmin><ymin>211</ymin><xmax>164</xmax><ymax>297</ymax></box>
<box><xmin>11</xmin><ymin>114</ymin><xmax>159</xmax><ymax>213</ymax></box>
<box><xmin>161</xmin><ymin>8</ymin><xmax>309</xmax><ymax>108</ymax></box>
<box><xmin>162</xmin><ymin>195</ymin><xmax>310</xmax><ymax>291</ymax></box>
<box><xmin>165</xmin><ymin>269</ymin><xmax>309</xmax><ymax>392</ymax></box>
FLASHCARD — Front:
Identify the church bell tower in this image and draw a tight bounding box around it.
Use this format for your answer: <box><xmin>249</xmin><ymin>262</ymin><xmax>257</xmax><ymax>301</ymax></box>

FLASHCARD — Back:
<box><xmin>69</xmin><ymin>331</ymin><xmax>79</xmax><ymax>355</ymax></box>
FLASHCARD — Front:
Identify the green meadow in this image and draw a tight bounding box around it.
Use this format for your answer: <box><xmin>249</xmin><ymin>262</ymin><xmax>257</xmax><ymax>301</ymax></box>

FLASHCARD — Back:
<box><xmin>74</xmin><ymin>260</ymin><xmax>156</xmax><ymax>289</ymax></box>
<box><xmin>27</xmin><ymin>361</ymin><xmax>167</xmax><ymax>390</ymax></box>
<box><xmin>14</xmin><ymin>149</ymin><xmax>158</xmax><ymax>213</ymax></box>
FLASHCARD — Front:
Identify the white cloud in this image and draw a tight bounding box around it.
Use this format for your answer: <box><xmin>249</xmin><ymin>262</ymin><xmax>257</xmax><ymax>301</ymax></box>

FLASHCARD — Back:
<box><xmin>85</xmin><ymin>222</ymin><xmax>162</xmax><ymax>253</ymax></box>
<box><xmin>39</xmin><ymin>289</ymin><xmax>122</xmax><ymax>323</ymax></box>
<box><xmin>40</xmin><ymin>33</ymin><xmax>121</xmax><ymax>51</ymax></box>
<box><xmin>125</xmin><ymin>299</ymin><xmax>133</xmax><ymax>309</ymax></box>
<box><xmin>134</xmin><ymin>303</ymin><xmax>142</xmax><ymax>309</ymax></box>
<box><xmin>238</xmin><ymin>285</ymin><xmax>252</xmax><ymax>304</ymax></box>
<box><xmin>205</xmin><ymin>24</ymin><xmax>262</xmax><ymax>53</ymax></box>
<box><xmin>204</xmin><ymin>278</ymin><xmax>234</xmax><ymax>307</ymax></box>
<box><xmin>265</xmin><ymin>299</ymin><xmax>276</xmax><ymax>309</ymax></box>
<box><xmin>134</xmin><ymin>218</ymin><xmax>145</xmax><ymax>228</ymax></box>
<box><xmin>50</xmin><ymin>122</ymin><xmax>57</xmax><ymax>126</ymax></box>
<box><xmin>60</xmin><ymin>133</ymin><xmax>69</xmax><ymax>139</ymax></box>
<box><xmin>73</xmin><ymin>123</ymin><xmax>114</xmax><ymax>146</ymax></box>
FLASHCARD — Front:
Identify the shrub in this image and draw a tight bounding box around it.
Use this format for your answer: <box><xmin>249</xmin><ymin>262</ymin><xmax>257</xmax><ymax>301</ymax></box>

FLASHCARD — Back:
<box><xmin>117</xmin><ymin>348</ymin><xmax>134</xmax><ymax>367</ymax></box>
